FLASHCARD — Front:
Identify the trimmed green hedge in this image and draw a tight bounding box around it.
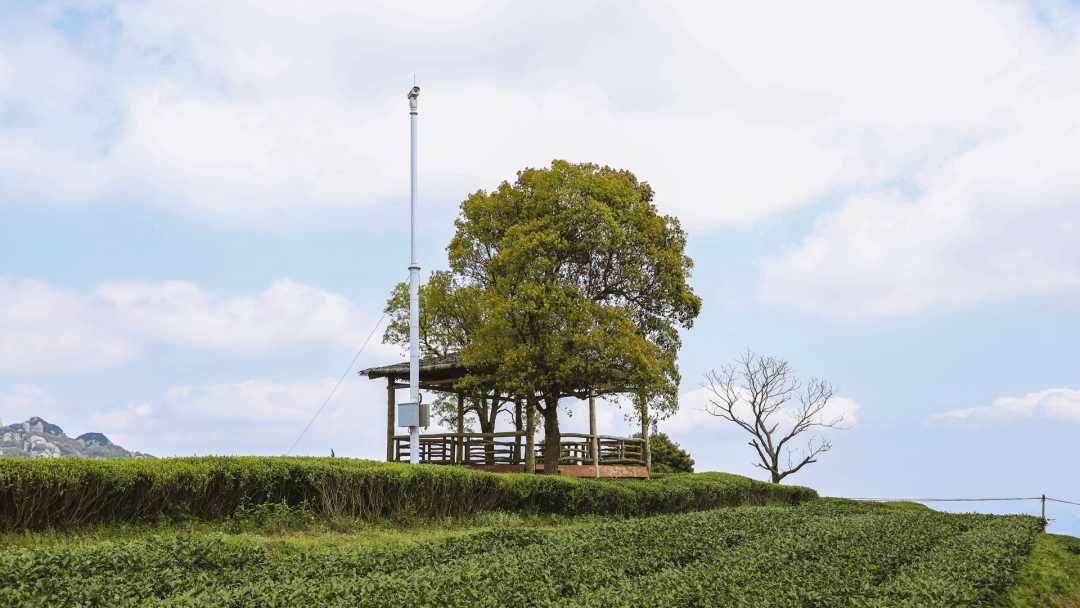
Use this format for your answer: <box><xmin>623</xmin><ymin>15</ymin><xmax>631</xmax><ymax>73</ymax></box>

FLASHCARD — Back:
<box><xmin>0</xmin><ymin>457</ymin><xmax>816</xmax><ymax>531</ymax></box>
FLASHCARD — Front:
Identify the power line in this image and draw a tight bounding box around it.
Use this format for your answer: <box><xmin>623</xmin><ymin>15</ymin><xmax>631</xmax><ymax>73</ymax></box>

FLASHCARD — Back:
<box><xmin>844</xmin><ymin>497</ymin><xmax>1080</xmax><ymax>507</ymax></box>
<box><xmin>285</xmin><ymin>309</ymin><xmax>389</xmax><ymax>456</ymax></box>
<box><xmin>1047</xmin><ymin>497</ymin><xmax>1080</xmax><ymax>507</ymax></box>
<box><xmin>845</xmin><ymin>497</ymin><xmax>1041</xmax><ymax>502</ymax></box>
<box><xmin>1051</xmin><ymin>505</ymin><xmax>1080</xmax><ymax>525</ymax></box>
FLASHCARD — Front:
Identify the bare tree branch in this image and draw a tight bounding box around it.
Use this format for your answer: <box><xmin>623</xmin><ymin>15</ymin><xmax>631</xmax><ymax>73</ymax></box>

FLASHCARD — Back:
<box><xmin>699</xmin><ymin>350</ymin><xmax>845</xmax><ymax>484</ymax></box>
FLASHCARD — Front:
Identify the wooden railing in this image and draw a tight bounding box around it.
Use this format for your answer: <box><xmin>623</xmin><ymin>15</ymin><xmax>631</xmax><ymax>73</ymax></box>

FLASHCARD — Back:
<box><xmin>392</xmin><ymin>432</ymin><xmax>646</xmax><ymax>467</ymax></box>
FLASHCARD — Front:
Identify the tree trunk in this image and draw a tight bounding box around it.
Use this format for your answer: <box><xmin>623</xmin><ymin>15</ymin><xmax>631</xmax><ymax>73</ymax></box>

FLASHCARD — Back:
<box><xmin>477</xmin><ymin>397</ymin><xmax>494</xmax><ymax>434</ymax></box>
<box><xmin>525</xmin><ymin>396</ymin><xmax>536</xmax><ymax>474</ymax></box>
<box><xmin>514</xmin><ymin>398</ymin><xmax>523</xmax><ymax>465</ymax></box>
<box><xmin>540</xmin><ymin>396</ymin><xmax>562</xmax><ymax>475</ymax></box>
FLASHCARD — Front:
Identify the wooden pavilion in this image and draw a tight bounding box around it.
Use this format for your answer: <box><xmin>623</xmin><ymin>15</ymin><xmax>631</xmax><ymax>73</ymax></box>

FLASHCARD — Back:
<box><xmin>358</xmin><ymin>352</ymin><xmax>650</xmax><ymax>478</ymax></box>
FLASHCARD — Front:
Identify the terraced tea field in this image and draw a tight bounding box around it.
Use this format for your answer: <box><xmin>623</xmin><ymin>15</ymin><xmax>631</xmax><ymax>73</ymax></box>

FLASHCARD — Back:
<box><xmin>0</xmin><ymin>499</ymin><xmax>1045</xmax><ymax>607</ymax></box>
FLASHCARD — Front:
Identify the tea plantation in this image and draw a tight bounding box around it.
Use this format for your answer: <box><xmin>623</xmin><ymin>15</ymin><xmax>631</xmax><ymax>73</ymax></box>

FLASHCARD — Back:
<box><xmin>0</xmin><ymin>457</ymin><xmax>1070</xmax><ymax>606</ymax></box>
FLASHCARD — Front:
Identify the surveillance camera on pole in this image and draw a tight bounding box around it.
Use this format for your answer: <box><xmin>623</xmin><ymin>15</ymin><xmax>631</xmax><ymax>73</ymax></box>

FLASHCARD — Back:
<box><xmin>398</xmin><ymin>83</ymin><xmax>425</xmax><ymax>464</ymax></box>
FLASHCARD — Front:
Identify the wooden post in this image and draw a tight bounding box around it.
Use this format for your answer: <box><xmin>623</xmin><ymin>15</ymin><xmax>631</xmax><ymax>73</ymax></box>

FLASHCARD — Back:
<box><xmin>589</xmin><ymin>388</ymin><xmax>599</xmax><ymax>478</ymax></box>
<box><xmin>640</xmin><ymin>392</ymin><xmax>651</xmax><ymax>475</ymax></box>
<box><xmin>456</xmin><ymin>392</ymin><xmax>465</xmax><ymax>464</ymax></box>
<box><xmin>387</xmin><ymin>377</ymin><xmax>396</xmax><ymax>462</ymax></box>
<box><xmin>525</xmin><ymin>397</ymin><xmax>536</xmax><ymax>474</ymax></box>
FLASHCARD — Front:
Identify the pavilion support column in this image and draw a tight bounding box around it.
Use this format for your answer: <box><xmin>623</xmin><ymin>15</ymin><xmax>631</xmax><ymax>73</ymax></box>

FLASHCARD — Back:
<box><xmin>640</xmin><ymin>392</ymin><xmax>651</xmax><ymax>475</ymax></box>
<box><xmin>456</xmin><ymin>392</ymin><xmax>465</xmax><ymax>464</ymax></box>
<box><xmin>387</xmin><ymin>377</ymin><xmax>396</xmax><ymax>463</ymax></box>
<box><xmin>525</xmin><ymin>396</ymin><xmax>536</xmax><ymax>474</ymax></box>
<box><xmin>589</xmin><ymin>389</ymin><xmax>599</xmax><ymax>478</ymax></box>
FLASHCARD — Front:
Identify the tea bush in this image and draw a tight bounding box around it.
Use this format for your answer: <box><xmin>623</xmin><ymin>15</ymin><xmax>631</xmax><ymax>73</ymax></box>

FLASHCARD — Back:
<box><xmin>0</xmin><ymin>458</ymin><xmax>815</xmax><ymax>531</ymax></box>
<box><xmin>0</xmin><ymin>500</ymin><xmax>1040</xmax><ymax>607</ymax></box>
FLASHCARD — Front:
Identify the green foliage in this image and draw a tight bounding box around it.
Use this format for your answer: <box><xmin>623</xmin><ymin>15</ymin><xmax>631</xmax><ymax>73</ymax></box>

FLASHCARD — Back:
<box><xmin>0</xmin><ymin>499</ymin><xmax>1040</xmax><ymax>606</ymax></box>
<box><xmin>223</xmin><ymin>500</ymin><xmax>320</xmax><ymax>535</ymax></box>
<box><xmin>382</xmin><ymin>270</ymin><xmax>477</xmax><ymax>360</ymax></box>
<box><xmin>635</xmin><ymin>431</ymin><xmax>694</xmax><ymax>474</ymax></box>
<box><xmin>0</xmin><ymin>458</ymin><xmax>815</xmax><ymax>532</ymax></box>
<box><xmin>999</xmin><ymin>533</ymin><xmax>1080</xmax><ymax>607</ymax></box>
<box><xmin>450</xmin><ymin>160</ymin><xmax>702</xmax><ymax>401</ymax></box>
<box><xmin>445</xmin><ymin>160</ymin><xmax>703</xmax><ymax>473</ymax></box>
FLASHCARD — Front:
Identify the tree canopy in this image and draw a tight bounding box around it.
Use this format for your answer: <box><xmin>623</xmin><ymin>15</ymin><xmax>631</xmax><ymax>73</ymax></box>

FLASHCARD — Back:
<box><xmin>450</xmin><ymin>160</ymin><xmax>701</xmax><ymax>472</ymax></box>
<box><xmin>383</xmin><ymin>160</ymin><xmax>701</xmax><ymax>473</ymax></box>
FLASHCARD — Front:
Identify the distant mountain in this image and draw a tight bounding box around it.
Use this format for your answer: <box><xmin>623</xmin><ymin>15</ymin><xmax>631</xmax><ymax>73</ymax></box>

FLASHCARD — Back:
<box><xmin>0</xmin><ymin>416</ymin><xmax>154</xmax><ymax>459</ymax></box>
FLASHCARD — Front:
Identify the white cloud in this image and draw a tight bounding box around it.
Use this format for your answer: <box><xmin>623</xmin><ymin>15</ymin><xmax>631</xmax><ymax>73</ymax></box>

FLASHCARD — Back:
<box><xmin>4</xmin><ymin>0</ymin><xmax>1080</xmax><ymax>317</ymax></box>
<box><xmin>655</xmin><ymin>387</ymin><xmax>861</xmax><ymax>435</ymax></box>
<box><xmin>0</xmin><ymin>275</ymin><xmax>390</xmax><ymax>373</ymax></box>
<box><xmin>0</xmin><ymin>384</ymin><xmax>57</xmax><ymax>427</ymax></box>
<box><xmin>166</xmin><ymin>379</ymin><xmax>331</xmax><ymax>424</ymax></box>
<box><xmin>660</xmin><ymin>387</ymin><xmax>735</xmax><ymax>435</ymax></box>
<box><xmin>822</xmin><ymin>397</ymin><xmax>862</xmax><ymax>427</ymax></box>
<box><xmin>1</xmin><ymin>0</ymin><xmax>1058</xmax><ymax>228</ymax></box>
<box><xmin>88</xmin><ymin>402</ymin><xmax>154</xmax><ymax>431</ymax></box>
<box><xmin>734</xmin><ymin>2</ymin><xmax>1080</xmax><ymax>317</ymax></box>
<box><xmin>757</xmin><ymin>101</ymin><xmax>1080</xmax><ymax>316</ymax></box>
<box><xmin>672</xmin><ymin>0</ymin><xmax>1024</xmax><ymax>128</ymax></box>
<box><xmin>74</xmin><ymin>376</ymin><xmax>391</xmax><ymax>457</ymax></box>
<box><xmin>96</xmin><ymin>278</ymin><xmax>381</xmax><ymax>353</ymax></box>
<box><xmin>0</xmin><ymin>276</ymin><xmax>138</xmax><ymax>373</ymax></box>
<box><xmin>150</xmin><ymin>376</ymin><xmax>389</xmax><ymax>457</ymax></box>
<box><xmin>368</xmin><ymin>0</ymin><xmax>492</xmax><ymax>20</ymax></box>
<box><xmin>932</xmin><ymin>388</ymin><xmax>1080</xmax><ymax>423</ymax></box>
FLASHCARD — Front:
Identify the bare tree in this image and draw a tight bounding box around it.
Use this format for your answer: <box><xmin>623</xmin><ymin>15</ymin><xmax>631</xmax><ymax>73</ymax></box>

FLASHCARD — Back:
<box><xmin>700</xmin><ymin>350</ymin><xmax>846</xmax><ymax>484</ymax></box>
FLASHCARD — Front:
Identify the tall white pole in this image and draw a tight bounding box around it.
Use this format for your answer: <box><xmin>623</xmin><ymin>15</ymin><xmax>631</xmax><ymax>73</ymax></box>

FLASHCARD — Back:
<box><xmin>408</xmin><ymin>85</ymin><xmax>420</xmax><ymax>465</ymax></box>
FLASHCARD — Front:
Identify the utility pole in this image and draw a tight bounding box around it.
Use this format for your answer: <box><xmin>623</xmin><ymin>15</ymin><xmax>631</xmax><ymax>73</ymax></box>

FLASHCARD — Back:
<box><xmin>407</xmin><ymin>83</ymin><xmax>421</xmax><ymax>465</ymax></box>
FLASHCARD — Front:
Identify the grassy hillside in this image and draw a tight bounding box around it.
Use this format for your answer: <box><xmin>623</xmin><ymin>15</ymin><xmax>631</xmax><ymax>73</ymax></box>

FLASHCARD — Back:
<box><xmin>0</xmin><ymin>461</ymin><xmax>1070</xmax><ymax>606</ymax></box>
<box><xmin>0</xmin><ymin>496</ymin><xmax>1047</xmax><ymax>607</ymax></box>
<box><xmin>1000</xmin><ymin>533</ymin><xmax>1080</xmax><ymax>607</ymax></box>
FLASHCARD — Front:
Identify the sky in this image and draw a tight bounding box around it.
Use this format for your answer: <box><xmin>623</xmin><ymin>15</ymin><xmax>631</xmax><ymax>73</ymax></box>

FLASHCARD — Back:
<box><xmin>1</xmin><ymin>0</ymin><xmax>1079</xmax><ymax>534</ymax></box>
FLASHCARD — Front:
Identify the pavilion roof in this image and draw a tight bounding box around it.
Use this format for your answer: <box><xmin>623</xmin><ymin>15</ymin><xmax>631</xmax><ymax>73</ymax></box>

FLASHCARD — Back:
<box><xmin>358</xmin><ymin>352</ymin><xmax>465</xmax><ymax>385</ymax></box>
<box><xmin>359</xmin><ymin>351</ymin><xmax>639</xmax><ymax>396</ymax></box>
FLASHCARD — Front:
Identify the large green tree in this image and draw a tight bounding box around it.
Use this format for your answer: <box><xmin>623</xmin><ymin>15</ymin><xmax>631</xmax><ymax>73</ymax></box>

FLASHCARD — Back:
<box><xmin>382</xmin><ymin>272</ymin><xmax>516</xmax><ymax>438</ymax></box>
<box><xmin>449</xmin><ymin>160</ymin><xmax>702</xmax><ymax>474</ymax></box>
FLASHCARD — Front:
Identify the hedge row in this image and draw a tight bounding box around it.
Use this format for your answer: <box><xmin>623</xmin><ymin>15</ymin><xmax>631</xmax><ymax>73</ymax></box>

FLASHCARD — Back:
<box><xmin>0</xmin><ymin>457</ymin><xmax>816</xmax><ymax>531</ymax></box>
<box><xmin>0</xmin><ymin>500</ymin><xmax>1041</xmax><ymax>606</ymax></box>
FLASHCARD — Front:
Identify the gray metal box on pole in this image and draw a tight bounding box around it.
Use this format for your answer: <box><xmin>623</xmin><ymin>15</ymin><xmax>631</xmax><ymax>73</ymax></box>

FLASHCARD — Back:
<box><xmin>398</xmin><ymin>402</ymin><xmax>429</xmax><ymax>428</ymax></box>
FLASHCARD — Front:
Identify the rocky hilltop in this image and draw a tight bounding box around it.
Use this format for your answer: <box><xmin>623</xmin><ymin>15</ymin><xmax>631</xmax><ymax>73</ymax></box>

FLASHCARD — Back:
<box><xmin>0</xmin><ymin>416</ymin><xmax>154</xmax><ymax>459</ymax></box>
